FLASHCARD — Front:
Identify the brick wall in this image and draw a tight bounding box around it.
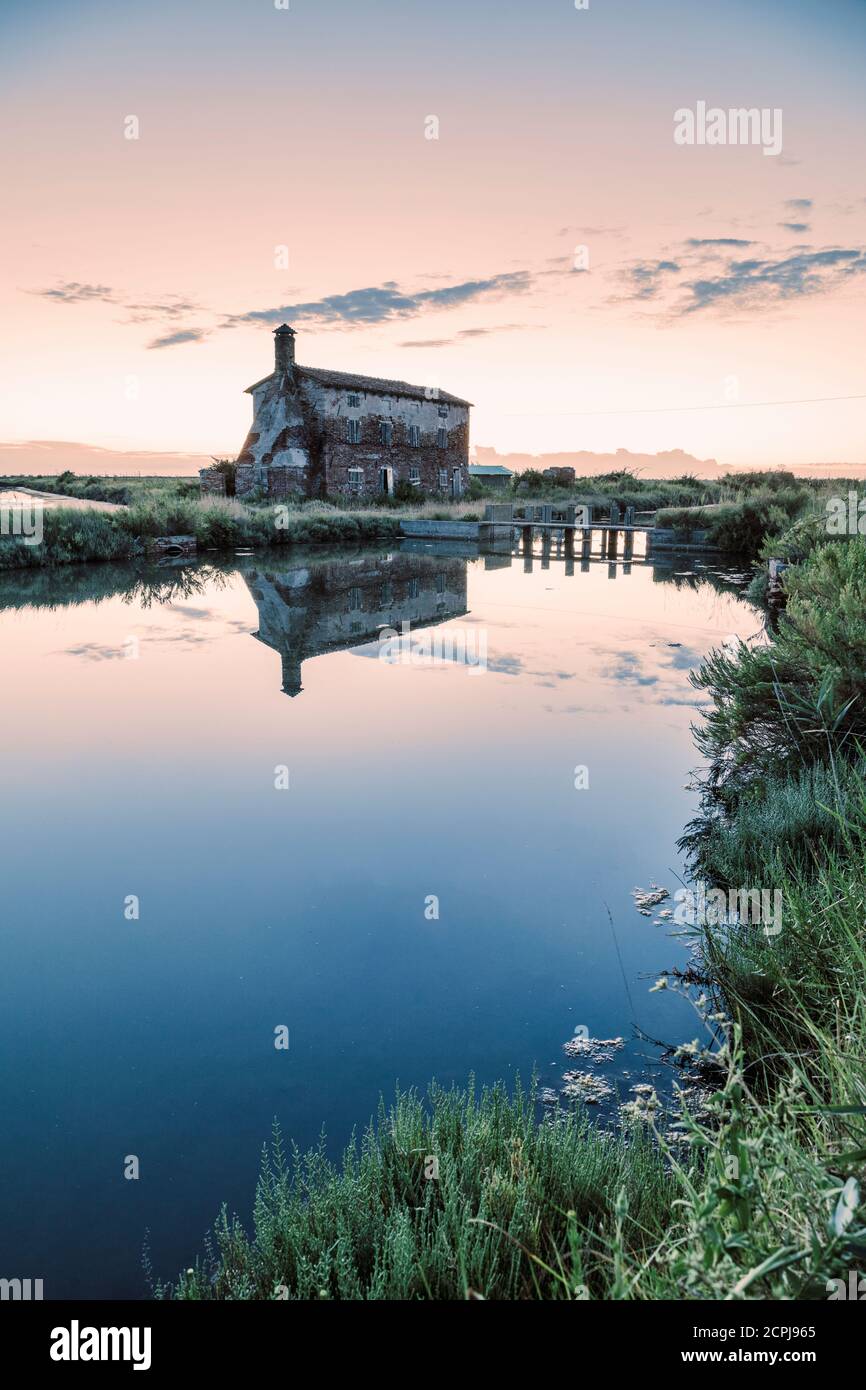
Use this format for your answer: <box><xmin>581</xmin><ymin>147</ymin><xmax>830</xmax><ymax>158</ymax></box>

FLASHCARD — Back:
<box><xmin>265</xmin><ymin>466</ymin><xmax>308</xmax><ymax>500</ymax></box>
<box><xmin>199</xmin><ymin>467</ymin><xmax>227</xmax><ymax>497</ymax></box>
<box><xmin>320</xmin><ymin>415</ymin><xmax>470</xmax><ymax>500</ymax></box>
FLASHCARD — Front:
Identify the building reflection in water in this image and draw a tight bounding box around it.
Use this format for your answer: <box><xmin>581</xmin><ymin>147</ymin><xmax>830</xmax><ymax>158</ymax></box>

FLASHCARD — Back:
<box><xmin>244</xmin><ymin>551</ymin><xmax>468</xmax><ymax>696</ymax></box>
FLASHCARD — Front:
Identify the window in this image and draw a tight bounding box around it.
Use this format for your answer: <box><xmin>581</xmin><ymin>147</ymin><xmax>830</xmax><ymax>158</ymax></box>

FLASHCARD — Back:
<box><xmin>348</xmin><ymin>393</ymin><xmax>360</xmax><ymax>408</ymax></box>
<box><xmin>408</xmin><ymin>424</ymin><xmax>421</xmax><ymax>448</ymax></box>
<box><xmin>346</xmin><ymin>419</ymin><xmax>361</xmax><ymax>444</ymax></box>
<box><xmin>347</xmin><ymin>467</ymin><xmax>363</xmax><ymax>491</ymax></box>
<box><xmin>436</xmin><ymin>428</ymin><xmax>448</xmax><ymax>449</ymax></box>
<box><xmin>438</xmin><ymin>469</ymin><xmax>448</xmax><ymax>490</ymax></box>
<box><xmin>348</xmin><ymin>586</ymin><xmax>362</xmax><ymax>612</ymax></box>
<box><xmin>378</xmin><ymin>420</ymin><xmax>393</xmax><ymax>446</ymax></box>
<box><xmin>408</xmin><ymin>466</ymin><xmax>421</xmax><ymax>486</ymax></box>
<box><xmin>409</xmin><ymin>578</ymin><xmax>420</xmax><ymax>599</ymax></box>
<box><xmin>438</xmin><ymin>405</ymin><xmax>449</xmax><ymax>419</ymax></box>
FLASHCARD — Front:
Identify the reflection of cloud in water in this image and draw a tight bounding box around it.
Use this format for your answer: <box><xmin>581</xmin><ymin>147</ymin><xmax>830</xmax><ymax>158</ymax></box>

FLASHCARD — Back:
<box><xmin>60</xmin><ymin>620</ymin><xmax>248</xmax><ymax>661</ymax></box>
<box><xmin>487</xmin><ymin>654</ymin><xmax>524</xmax><ymax>675</ymax></box>
<box><xmin>169</xmin><ymin>605</ymin><xmax>216</xmax><ymax>620</ymax></box>
<box><xmin>600</xmin><ymin>652</ymin><xmax>659</xmax><ymax>687</ymax></box>
<box><xmin>63</xmin><ymin>643</ymin><xmax>128</xmax><ymax>662</ymax></box>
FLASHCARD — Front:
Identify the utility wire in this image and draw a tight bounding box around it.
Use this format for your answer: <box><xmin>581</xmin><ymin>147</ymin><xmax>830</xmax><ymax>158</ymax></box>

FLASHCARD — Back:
<box><xmin>503</xmin><ymin>392</ymin><xmax>866</xmax><ymax>418</ymax></box>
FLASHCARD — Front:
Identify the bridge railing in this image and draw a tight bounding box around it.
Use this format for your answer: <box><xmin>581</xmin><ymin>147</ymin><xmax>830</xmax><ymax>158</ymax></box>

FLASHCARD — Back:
<box><xmin>483</xmin><ymin>502</ymin><xmax>641</xmax><ymax>528</ymax></box>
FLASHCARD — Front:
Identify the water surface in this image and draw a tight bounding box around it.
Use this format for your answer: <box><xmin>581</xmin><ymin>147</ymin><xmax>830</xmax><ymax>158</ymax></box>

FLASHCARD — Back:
<box><xmin>0</xmin><ymin>540</ymin><xmax>759</xmax><ymax>1297</ymax></box>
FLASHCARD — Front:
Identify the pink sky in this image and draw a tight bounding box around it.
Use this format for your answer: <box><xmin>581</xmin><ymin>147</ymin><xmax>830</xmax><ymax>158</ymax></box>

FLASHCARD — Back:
<box><xmin>2</xmin><ymin>0</ymin><xmax>865</xmax><ymax>472</ymax></box>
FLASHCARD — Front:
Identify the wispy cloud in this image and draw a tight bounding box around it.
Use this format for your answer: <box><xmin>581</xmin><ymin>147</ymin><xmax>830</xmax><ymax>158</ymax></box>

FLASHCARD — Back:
<box><xmin>124</xmin><ymin>298</ymin><xmax>202</xmax><ymax>324</ymax></box>
<box><xmin>31</xmin><ymin>282</ymin><xmax>203</xmax><ymax>331</ymax></box>
<box><xmin>685</xmin><ymin>238</ymin><xmax>755</xmax><ymax>248</ymax></box>
<box><xmin>619</xmin><ymin>259</ymin><xmax>681</xmax><ymax>301</ymax></box>
<box><xmin>147</xmin><ymin>328</ymin><xmax>208</xmax><ymax>350</ymax></box>
<box><xmin>224</xmin><ymin>273</ymin><xmax>534</xmax><ymax>329</ymax></box>
<box><xmin>33</xmin><ymin>282</ymin><xmax>116</xmax><ymax>304</ymax></box>
<box><xmin>399</xmin><ymin>322</ymin><xmax>539</xmax><ymax>348</ymax></box>
<box><xmin>616</xmin><ymin>230</ymin><xmax>866</xmax><ymax>316</ymax></box>
<box><xmin>679</xmin><ymin>247</ymin><xmax>866</xmax><ymax>314</ymax></box>
<box><xmin>784</xmin><ymin>198</ymin><xmax>813</xmax><ymax>211</ymax></box>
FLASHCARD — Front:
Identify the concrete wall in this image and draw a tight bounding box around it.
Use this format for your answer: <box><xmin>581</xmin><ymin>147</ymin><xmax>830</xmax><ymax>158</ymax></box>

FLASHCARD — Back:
<box><xmin>399</xmin><ymin>519</ymin><xmax>480</xmax><ymax>539</ymax></box>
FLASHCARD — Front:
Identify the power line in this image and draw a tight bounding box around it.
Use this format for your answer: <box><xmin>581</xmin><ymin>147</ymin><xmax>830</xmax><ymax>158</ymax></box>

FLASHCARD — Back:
<box><xmin>503</xmin><ymin>392</ymin><xmax>866</xmax><ymax>418</ymax></box>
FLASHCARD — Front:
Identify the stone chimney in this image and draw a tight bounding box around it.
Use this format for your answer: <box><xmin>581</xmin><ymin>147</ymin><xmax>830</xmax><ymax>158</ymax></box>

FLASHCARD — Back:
<box><xmin>274</xmin><ymin>323</ymin><xmax>296</xmax><ymax>374</ymax></box>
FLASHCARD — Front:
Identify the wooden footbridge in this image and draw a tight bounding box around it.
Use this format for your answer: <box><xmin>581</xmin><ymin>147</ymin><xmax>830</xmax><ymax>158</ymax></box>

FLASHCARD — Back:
<box><xmin>479</xmin><ymin>501</ymin><xmax>656</xmax><ymax>571</ymax></box>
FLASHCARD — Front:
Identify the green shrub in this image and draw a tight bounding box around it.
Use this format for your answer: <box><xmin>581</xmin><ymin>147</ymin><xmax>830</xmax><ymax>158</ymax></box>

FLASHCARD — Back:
<box><xmin>657</xmin><ymin>489</ymin><xmax>811</xmax><ymax>556</ymax></box>
<box><xmin>0</xmin><ymin>508</ymin><xmax>139</xmax><ymax>570</ymax></box>
<box><xmin>160</xmin><ymin>1078</ymin><xmax>670</xmax><ymax>1301</ymax></box>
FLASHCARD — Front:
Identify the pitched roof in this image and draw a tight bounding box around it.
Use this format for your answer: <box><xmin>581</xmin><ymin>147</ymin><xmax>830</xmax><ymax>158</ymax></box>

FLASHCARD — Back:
<box><xmin>469</xmin><ymin>464</ymin><xmax>514</xmax><ymax>476</ymax></box>
<box><xmin>244</xmin><ymin>365</ymin><xmax>471</xmax><ymax>407</ymax></box>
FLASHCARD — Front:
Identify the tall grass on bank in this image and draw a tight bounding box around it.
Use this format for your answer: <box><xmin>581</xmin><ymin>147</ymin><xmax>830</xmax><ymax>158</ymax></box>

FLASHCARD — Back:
<box><xmin>159</xmin><ymin>1080</ymin><xmax>669</xmax><ymax>1301</ymax></box>
<box><xmin>0</xmin><ymin>508</ymin><xmax>139</xmax><ymax>570</ymax></box>
<box><xmin>0</xmin><ymin>497</ymin><xmax>404</xmax><ymax>570</ymax></box>
<box><xmin>682</xmin><ymin>540</ymin><xmax>866</xmax><ymax>882</ymax></box>
<box><xmin>656</xmin><ymin>489</ymin><xmax>811</xmax><ymax>557</ymax></box>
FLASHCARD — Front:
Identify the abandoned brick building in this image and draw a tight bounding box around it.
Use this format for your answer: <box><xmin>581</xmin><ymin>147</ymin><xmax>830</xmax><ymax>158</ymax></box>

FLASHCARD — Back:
<box><xmin>219</xmin><ymin>325</ymin><xmax>471</xmax><ymax>502</ymax></box>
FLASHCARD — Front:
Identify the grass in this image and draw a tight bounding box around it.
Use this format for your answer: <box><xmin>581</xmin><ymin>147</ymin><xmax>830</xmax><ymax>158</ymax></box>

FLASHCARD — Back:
<box><xmin>157</xmin><ymin>521</ymin><xmax>866</xmax><ymax>1300</ymax></box>
<box><xmin>3</xmin><ymin>467</ymin><xmax>863</xmax><ymax>570</ymax></box>
<box><xmin>0</xmin><ymin>471</ymin><xmax>200</xmax><ymax>507</ymax></box>
<box><xmin>656</xmin><ymin>489</ymin><xmax>812</xmax><ymax>557</ymax></box>
<box><xmin>156</xmin><ymin>1080</ymin><xmax>670</xmax><ymax>1301</ymax></box>
<box><xmin>0</xmin><ymin>475</ymin><xmax>489</xmax><ymax>571</ymax></box>
<box><xmin>0</xmin><ymin>493</ymin><xmax>404</xmax><ymax>570</ymax></box>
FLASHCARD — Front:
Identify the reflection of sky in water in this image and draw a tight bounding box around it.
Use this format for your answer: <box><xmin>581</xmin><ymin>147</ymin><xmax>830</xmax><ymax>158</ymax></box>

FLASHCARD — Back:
<box><xmin>0</xmin><ymin>548</ymin><xmax>760</xmax><ymax>1297</ymax></box>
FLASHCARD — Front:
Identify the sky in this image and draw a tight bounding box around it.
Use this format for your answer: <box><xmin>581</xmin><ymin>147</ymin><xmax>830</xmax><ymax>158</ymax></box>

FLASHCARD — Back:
<box><xmin>1</xmin><ymin>0</ymin><xmax>865</xmax><ymax>472</ymax></box>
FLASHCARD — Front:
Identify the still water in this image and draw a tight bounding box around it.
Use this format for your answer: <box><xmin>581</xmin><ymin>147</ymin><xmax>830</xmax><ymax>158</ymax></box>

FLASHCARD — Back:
<box><xmin>0</xmin><ymin>539</ymin><xmax>758</xmax><ymax>1297</ymax></box>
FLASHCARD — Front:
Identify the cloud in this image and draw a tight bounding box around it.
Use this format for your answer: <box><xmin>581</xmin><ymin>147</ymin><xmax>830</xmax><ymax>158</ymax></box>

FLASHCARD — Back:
<box><xmin>616</xmin><ymin>234</ymin><xmax>866</xmax><ymax>317</ymax></box>
<box><xmin>685</xmin><ymin>238</ymin><xmax>755</xmax><ymax>248</ymax></box>
<box><xmin>124</xmin><ymin>298</ymin><xmax>202</xmax><ymax>324</ymax></box>
<box><xmin>678</xmin><ymin>246</ymin><xmax>866</xmax><ymax>314</ymax></box>
<box><xmin>33</xmin><ymin>282</ymin><xmax>116</xmax><ymax>304</ymax></box>
<box><xmin>784</xmin><ymin>198</ymin><xmax>813</xmax><ymax>211</ymax></box>
<box><xmin>147</xmin><ymin>328</ymin><xmax>208</xmax><ymax>350</ymax></box>
<box><xmin>618</xmin><ymin>259</ymin><xmax>682</xmax><ymax>301</ymax></box>
<box><xmin>225</xmin><ymin>273</ymin><xmax>534</xmax><ymax>329</ymax></box>
<box><xmin>31</xmin><ymin>282</ymin><xmax>204</xmax><ymax>335</ymax></box>
<box><xmin>558</xmin><ymin>224</ymin><xmax>626</xmax><ymax>239</ymax></box>
<box><xmin>399</xmin><ymin>322</ymin><xmax>539</xmax><ymax>348</ymax></box>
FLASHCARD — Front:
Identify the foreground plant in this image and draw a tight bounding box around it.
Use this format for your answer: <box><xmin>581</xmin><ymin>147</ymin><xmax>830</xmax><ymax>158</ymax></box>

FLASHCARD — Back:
<box><xmin>158</xmin><ymin>1080</ymin><xmax>669</xmax><ymax>1301</ymax></box>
